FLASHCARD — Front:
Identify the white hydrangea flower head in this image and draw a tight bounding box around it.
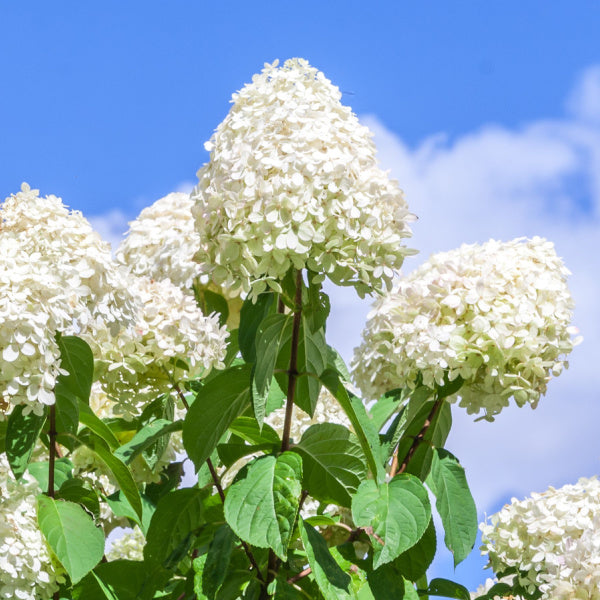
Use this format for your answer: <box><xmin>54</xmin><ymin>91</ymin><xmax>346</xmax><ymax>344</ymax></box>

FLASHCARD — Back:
<box><xmin>192</xmin><ymin>58</ymin><xmax>415</xmax><ymax>298</ymax></box>
<box><xmin>106</xmin><ymin>526</ymin><xmax>145</xmax><ymax>562</ymax></box>
<box><xmin>480</xmin><ymin>476</ymin><xmax>600</xmax><ymax>599</ymax></box>
<box><xmin>89</xmin><ymin>276</ymin><xmax>228</xmax><ymax>418</ymax></box>
<box><xmin>116</xmin><ymin>192</ymin><xmax>202</xmax><ymax>291</ymax></box>
<box><xmin>0</xmin><ymin>184</ymin><xmax>136</xmax><ymax>416</ymax></box>
<box><xmin>0</xmin><ymin>455</ymin><xmax>65</xmax><ymax>599</ymax></box>
<box><xmin>353</xmin><ymin>237</ymin><xmax>580</xmax><ymax>420</ymax></box>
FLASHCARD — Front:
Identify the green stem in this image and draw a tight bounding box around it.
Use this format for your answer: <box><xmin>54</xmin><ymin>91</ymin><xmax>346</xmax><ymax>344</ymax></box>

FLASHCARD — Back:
<box><xmin>48</xmin><ymin>404</ymin><xmax>57</xmax><ymax>498</ymax></box>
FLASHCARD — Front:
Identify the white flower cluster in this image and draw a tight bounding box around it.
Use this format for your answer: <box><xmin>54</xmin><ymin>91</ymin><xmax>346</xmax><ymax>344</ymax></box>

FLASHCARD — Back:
<box><xmin>192</xmin><ymin>58</ymin><xmax>415</xmax><ymax>298</ymax></box>
<box><xmin>480</xmin><ymin>476</ymin><xmax>600</xmax><ymax>599</ymax></box>
<box><xmin>471</xmin><ymin>577</ymin><xmax>523</xmax><ymax>599</ymax></box>
<box><xmin>90</xmin><ymin>276</ymin><xmax>228</xmax><ymax>418</ymax></box>
<box><xmin>353</xmin><ymin>237</ymin><xmax>579</xmax><ymax>420</ymax></box>
<box><xmin>0</xmin><ymin>456</ymin><xmax>64</xmax><ymax>599</ymax></box>
<box><xmin>116</xmin><ymin>192</ymin><xmax>202</xmax><ymax>291</ymax></box>
<box><xmin>106</xmin><ymin>526</ymin><xmax>145</xmax><ymax>562</ymax></box>
<box><xmin>0</xmin><ymin>184</ymin><xmax>135</xmax><ymax>416</ymax></box>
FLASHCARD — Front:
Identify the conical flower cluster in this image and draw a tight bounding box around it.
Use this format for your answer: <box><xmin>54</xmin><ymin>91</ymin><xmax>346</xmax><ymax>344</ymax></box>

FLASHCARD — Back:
<box><xmin>192</xmin><ymin>58</ymin><xmax>415</xmax><ymax>298</ymax></box>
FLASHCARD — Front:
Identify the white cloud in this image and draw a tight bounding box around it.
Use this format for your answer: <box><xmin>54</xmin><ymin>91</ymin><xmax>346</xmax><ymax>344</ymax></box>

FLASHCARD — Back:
<box><xmin>328</xmin><ymin>66</ymin><xmax>600</xmax><ymax>515</ymax></box>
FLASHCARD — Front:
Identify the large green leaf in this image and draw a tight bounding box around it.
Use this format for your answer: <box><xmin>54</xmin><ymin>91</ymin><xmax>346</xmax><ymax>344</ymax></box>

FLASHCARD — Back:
<box><xmin>144</xmin><ymin>488</ymin><xmax>206</xmax><ymax>569</ymax></box>
<box><xmin>77</xmin><ymin>433</ymin><xmax>143</xmax><ymax>520</ymax></box>
<box><xmin>352</xmin><ymin>476</ymin><xmax>431</xmax><ymax>568</ymax></box>
<box><xmin>394</xmin><ymin>518</ymin><xmax>436</xmax><ymax>582</ymax></box>
<box><xmin>294</xmin><ymin>423</ymin><xmax>367</xmax><ymax>507</ymax></box>
<box><xmin>251</xmin><ymin>313</ymin><xmax>293</xmax><ymax>428</ymax></box>
<box><xmin>238</xmin><ymin>292</ymin><xmax>275</xmax><ymax>363</ymax></box>
<box><xmin>56</xmin><ymin>334</ymin><xmax>94</xmax><ymax>402</ymax></box>
<box><xmin>426</xmin><ymin>449</ymin><xmax>477</xmax><ymax>566</ymax></box>
<box><xmin>37</xmin><ymin>495</ymin><xmax>104</xmax><ymax>584</ymax></box>
<box><xmin>200</xmin><ymin>524</ymin><xmax>236</xmax><ymax>599</ymax></box>
<box><xmin>73</xmin><ymin>560</ymin><xmax>169</xmax><ymax>600</ymax></box>
<box><xmin>321</xmin><ymin>370</ymin><xmax>384</xmax><ymax>482</ymax></box>
<box><xmin>224</xmin><ymin>452</ymin><xmax>302</xmax><ymax>560</ymax></box>
<box><xmin>54</xmin><ymin>385</ymin><xmax>79</xmax><ymax>450</ymax></box>
<box><xmin>5</xmin><ymin>405</ymin><xmax>46</xmax><ymax>479</ymax></box>
<box><xmin>299</xmin><ymin>519</ymin><xmax>352</xmax><ymax>599</ymax></box>
<box><xmin>183</xmin><ymin>364</ymin><xmax>252</xmax><ymax>471</ymax></box>
<box><xmin>114</xmin><ymin>419</ymin><xmax>182</xmax><ymax>465</ymax></box>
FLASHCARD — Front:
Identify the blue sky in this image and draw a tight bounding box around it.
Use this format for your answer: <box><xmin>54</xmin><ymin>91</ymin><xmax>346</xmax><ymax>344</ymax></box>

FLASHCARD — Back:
<box><xmin>2</xmin><ymin>2</ymin><xmax>600</xmax><ymax>592</ymax></box>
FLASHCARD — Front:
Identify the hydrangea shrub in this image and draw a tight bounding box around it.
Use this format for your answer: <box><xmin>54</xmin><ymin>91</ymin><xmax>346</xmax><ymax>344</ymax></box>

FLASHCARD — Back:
<box><xmin>0</xmin><ymin>59</ymin><xmax>592</xmax><ymax>600</ymax></box>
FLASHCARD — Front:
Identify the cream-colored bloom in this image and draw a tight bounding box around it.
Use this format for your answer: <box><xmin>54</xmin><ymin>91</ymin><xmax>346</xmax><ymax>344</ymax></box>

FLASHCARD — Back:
<box><xmin>116</xmin><ymin>192</ymin><xmax>202</xmax><ymax>290</ymax></box>
<box><xmin>0</xmin><ymin>456</ymin><xmax>65</xmax><ymax>599</ymax></box>
<box><xmin>192</xmin><ymin>58</ymin><xmax>415</xmax><ymax>298</ymax></box>
<box><xmin>353</xmin><ymin>237</ymin><xmax>580</xmax><ymax>420</ymax></box>
<box><xmin>0</xmin><ymin>184</ymin><xmax>135</xmax><ymax>416</ymax></box>
<box><xmin>480</xmin><ymin>477</ymin><xmax>600</xmax><ymax>600</ymax></box>
<box><xmin>89</xmin><ymin>276</ymin><xmax>228</xmax><ymax>418</ymax></box>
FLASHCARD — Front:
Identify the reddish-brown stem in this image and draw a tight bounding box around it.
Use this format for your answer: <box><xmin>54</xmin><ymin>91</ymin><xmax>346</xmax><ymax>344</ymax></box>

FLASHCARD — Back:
<box><xmin>280</xmin><ymin>269</ymin><xmax>303</xmax><ymax>453</ymax></box>
<box><xmin>287</xmin><ymin>567</ymin><xmax>312</xmax><ymax>584</ymax></box>
<box><xmin>393</xmin><ymin>397</ymin><xmax>443</xmax><ymax>477</ymax></box>
<box><xmin>48</xmin><ymin>405</ymin><xmax>57</xmax><ymax>498</ymax></box>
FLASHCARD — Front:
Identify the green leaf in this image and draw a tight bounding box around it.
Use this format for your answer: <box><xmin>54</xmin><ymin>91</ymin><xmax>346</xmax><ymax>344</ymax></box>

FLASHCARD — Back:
<box><xmin>114</xmin><ymin>419</ymin><xmax>183</xmax><ymax>465</ymax></box>
<box><xmin>144</xmin><ymin>488</ymin><xmax>206</xmax><ymax>569</ymax></box>
<box><xmin>229</xmin><ymin>416</ymin><xmax>281</xmax><ymax>446</ymax></box>
<box><xmin>294</xmin><ymin>423</ymin><xmax>367</xmax><ymax>507</ymax></box>
<box><xmin>56</xmin><ymin>334</ymin><xmax>94</xmax><ymax>402</ymax></box>
<box><xmin>54</xmin><ymin>386</ymin><xmax>79</xmax><ymax>450</ymax></box>
<box><xmin>426</xmin><ymin>449</ymin><xmax>477</xmax><ymax>567</ymax></box>
<box><xmin>56</xmin><ymin>478</ymin><xmax>100</xmax><ymax>518</ymax></box>
<box><xmin>395</xmin><ymin>518</ymin><xmax>436</xmax><ymax>582</ymax></box>
<box><xmin>5</xmin><ymin>405</ymin><xmax>46</xmax><ymax>479</ymax></box>
<box><xmin>326</xmin><ymin>345</ymin><xmax>352</xmax><ymax>384</ymax></box>
<box><xmin>423</xmin><ymin>578</ymin><xmax>471</xmax><ymax>600</ymax></box>
<box><xmin>252</xmin><ymin>313</ymin><xmax>293</xmax><ymax>427</ymax></box>
<box><xmin>202</xmin><ymin>288</ymin><xmax>230</xmax><ymax>328</ymax></box>
<box><xmin>105</xmin><ymin>491</ymin><xmax>155</xmax><ymax>534</ymax></box>
<box><xmin>78</xmin><ymin>400</ymin><xmax>120</xmax><ymax>450</ymax></box>
<box><xmin>201</xmin><ymin>524</ymin><xmax>236</xmax><ymax>598</ymax></box>
<box><xmin>183</xmin><ymin>364</ymin><xmax>252</xmax><ymax>471</ymax></box>
<box><xmin>224</xmin><ymin>452</ymin><xmax>302</xmax><ymax>560</ymax></box>
<box><xmin>37</xmin><ymin>495</ymin><xmax>104</xmax><ymax>584</ymax></box>
<box><xmin>304</xmin><ymin>272</ymin><xmax>331</xmax><ymax>333</ymax></box>
<box><xmin>239</xmin><ymin>292</ymin><xmax>275</xmax><ymax>363</ymax></box>
<box><xmin>28</xmin><ymin>458</ymin><xmax>73</xmax><ymax>492</ymax></box>
<box><xmin>321</xmin><ymin>370</ymin><xmax>384</xmax><ymax>482</ymax></box>
<box><xmin>73</xmin><ymin>560</ymin><xmax>169</xmax><ymax>600</ymax></box>
<box><xmin>77</xmin><ymin>433</ymin><xmax>143</xmax><ymax>521</ymax></box>
<box><xmin>367</xmin><ymin>568</ymin><xmax>420</xmax><ymax>600</ymax></box>
<box><xmin>394</xmin><ymin>400</ymin><xmax>452</xmax><ymax>481</ymax></box>
<box><xmin>299</xmin><ymin>519</ymin><xmax>352</xmax><ymax>599</ymax></box>
<box><xmin>352</xmin><ymin>476</ymin><xmax>431</xmax><ymax>568</ymax></box>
